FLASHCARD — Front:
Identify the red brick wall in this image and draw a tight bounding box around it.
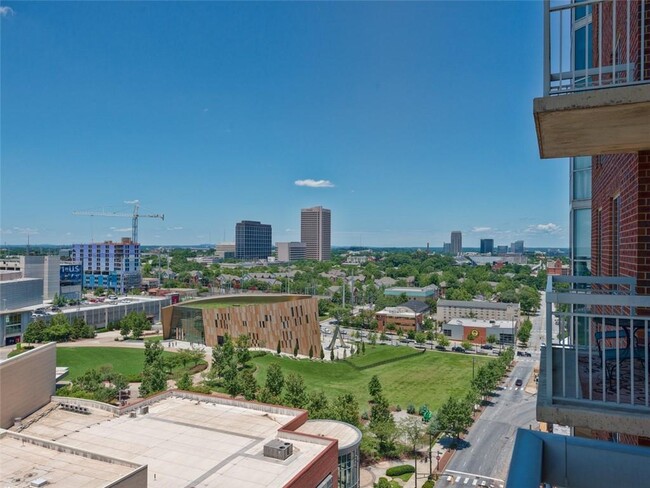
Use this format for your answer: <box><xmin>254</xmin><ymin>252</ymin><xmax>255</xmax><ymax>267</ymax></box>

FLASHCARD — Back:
<box><xmin>592</xmin><ymin>152</ymin><xmax>650</xmax><ymax>296</ymax></box>
<box><xmin>283</xmin><ymin>440</ymin><xmax>339</xmax><ymax>488</ymax></box>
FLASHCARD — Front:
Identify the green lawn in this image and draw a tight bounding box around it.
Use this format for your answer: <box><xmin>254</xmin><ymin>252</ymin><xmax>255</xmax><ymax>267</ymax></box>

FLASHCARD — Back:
<box><xmin>57</xmin><ymin>347</ymin><xmax>179</xmax><ymax>380</ymax></box>
<box><xmin>251</xmin><ymin>345</ymin><xmax>490</xmax><ymax>412</ymax></box>
<box><xmin>184</xmin><ymin>295</ymin><xmax>294</xmax><ymax>309</ymax></box>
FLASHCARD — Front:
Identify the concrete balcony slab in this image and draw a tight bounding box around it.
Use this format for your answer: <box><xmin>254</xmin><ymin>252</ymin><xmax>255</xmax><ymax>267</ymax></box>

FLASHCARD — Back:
<box><xmin>534</xmin><ymin>84</ymin><xmax>650</xmax><ymax>158</ymax></box>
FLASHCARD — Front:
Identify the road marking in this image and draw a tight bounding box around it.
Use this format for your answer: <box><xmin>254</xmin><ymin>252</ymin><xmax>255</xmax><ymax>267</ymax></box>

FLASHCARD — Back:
<box><xmin>464</xmin><ymin>477</ymin><xmax>470</xmax><ymax>484</ymax></box>
<box><xmin>445</xmin><ymin>470</ymin><xmax>505</xmax><ymax>483</ymax></box>
<box><xmin>455</xmin><ymin>476</ymin><xmax>461</xmax><ymax>483</ymax></box>
<box><xmin>472</xmin><ymin>479</ymin><xmax>478</xmax><ymax>486</ymax></box>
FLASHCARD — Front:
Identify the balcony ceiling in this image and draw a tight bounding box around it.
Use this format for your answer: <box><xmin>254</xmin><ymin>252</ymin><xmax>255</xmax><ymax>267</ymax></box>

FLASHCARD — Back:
<box><xmin>534</xmin><ymin>84</ymin><xmax>650</xmax><ymax>159</ymax></box>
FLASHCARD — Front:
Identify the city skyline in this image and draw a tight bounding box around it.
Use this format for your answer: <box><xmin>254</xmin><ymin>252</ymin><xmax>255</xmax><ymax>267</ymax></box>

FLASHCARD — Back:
<box><xmin>1</xmin><ymin>2</ymin><xmax>569</xmax><ymax>248</ymax></box>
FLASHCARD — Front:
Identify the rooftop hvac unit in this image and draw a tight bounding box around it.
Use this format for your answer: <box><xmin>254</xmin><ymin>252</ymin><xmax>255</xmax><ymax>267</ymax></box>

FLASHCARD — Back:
<box><xmin>263</xmin><ymin>439</ymin><xmax>293</xmax><ymax>460</ymax></box>
<box><xmin>139</xmin><ymin>406</ymin><xmax>149</xmax><ymax>415</ymax></box>
<box><xmin>30</xmin><ymin>478</ymin><xmax>48</xmax><ymax>487</ymax></box>
<box><xmin>129</xmin><ymin>411</ymin><xmax>137</xmax><ymax>418</ymax></box>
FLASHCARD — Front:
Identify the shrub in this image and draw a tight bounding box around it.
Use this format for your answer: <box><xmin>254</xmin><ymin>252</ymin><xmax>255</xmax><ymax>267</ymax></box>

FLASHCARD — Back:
<box><xmin>395</xmin><ymin>405</ymin><xmax>402</xmax><ymax>412</ymax></box>
<box><xmin>407</xmin><ymin>404</ymin><xmax>416</xmax><ymax>414</ymax></box>
<box><xmin>361</xmin><ymin>411</ymin><xmax>370</xmax><ymax>420</ymax></box>
<box><xmin>386</xmin><ymin>465</ymin><xmax>415</xmax><ymax>477</ymax></box>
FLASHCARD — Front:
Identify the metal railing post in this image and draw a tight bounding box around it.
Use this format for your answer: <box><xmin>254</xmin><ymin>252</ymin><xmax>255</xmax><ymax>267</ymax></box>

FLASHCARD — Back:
<box><xmin>546</xmin><ymin>294</ymin><xmax>554</xmax><ymax>402</ymax></box>
<box><xmin>544</xmin><ymin>0</ymin><xmax>551</xmax><ymax>96</ymax></box>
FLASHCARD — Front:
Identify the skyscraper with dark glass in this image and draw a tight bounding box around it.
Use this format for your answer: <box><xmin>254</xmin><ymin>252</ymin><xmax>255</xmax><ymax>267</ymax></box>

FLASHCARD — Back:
<box><xmin>235</xmin><ymin>221</ymin><xmax>272</xmax><ymax>260</ymax></box>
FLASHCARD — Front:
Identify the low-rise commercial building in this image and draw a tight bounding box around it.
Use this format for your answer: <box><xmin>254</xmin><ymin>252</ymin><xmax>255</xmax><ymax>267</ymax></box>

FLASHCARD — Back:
<box><xmin>442</xmin><ymin>318</ymin><xmax>515</xmax><ymax>345</ymax></box>
<box><xmin>277</xmin><ymin>241</ymin><xmax>307</xmax><ymax>262</ymax></box>
<box><xmin>14</xmin><ymin>392</ymin><xmax>352</xmax><ymax>488</ymax></box>
<box><xmin>215</xmin><ymin>242</ymin><xmax>236</xmax><ymax>259</ymax></box>
<box><xmin>436</xmin><ymin>299</ymin><xmax>520</xmax><ymax>326</ymax></box>
<box><xmin>375</xmin><ymin>306</ymin><xmax>423</xmax><ymax>333</ymax></box>
<box><xmin>384</xmin><ymin>284</ymin><xmax>438</xmax><ymax>300</ymax></box>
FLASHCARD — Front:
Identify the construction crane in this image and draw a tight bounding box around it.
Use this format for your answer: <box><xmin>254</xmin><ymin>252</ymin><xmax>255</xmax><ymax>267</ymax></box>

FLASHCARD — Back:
<box><xmin>73</xmin><ymin>201</ymin><xmax>164</xmax><ymax>244</ymax></box>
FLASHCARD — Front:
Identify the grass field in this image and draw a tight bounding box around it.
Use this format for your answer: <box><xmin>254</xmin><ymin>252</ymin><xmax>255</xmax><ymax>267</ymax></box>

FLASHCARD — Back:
<box><xmin>57</xmin><ymin>347</ymin><xmax>184</xmax><ymax>380</ymax></box>
<box><xmin>184</xmin><ymin>295</ymin><xmax>294</xmax><ymax>309</ymax></box>
<box><xmin>251</xmin><ymin>345</ymin><xmax>490</xmax><ymax>412</ymax></box>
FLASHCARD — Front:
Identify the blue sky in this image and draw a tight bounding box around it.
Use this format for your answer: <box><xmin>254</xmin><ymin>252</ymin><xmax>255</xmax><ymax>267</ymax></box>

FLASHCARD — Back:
<box><xmin>1</xmin><ymin>1</ymin><xmax>569</xmax><ymax>248</ymax></box>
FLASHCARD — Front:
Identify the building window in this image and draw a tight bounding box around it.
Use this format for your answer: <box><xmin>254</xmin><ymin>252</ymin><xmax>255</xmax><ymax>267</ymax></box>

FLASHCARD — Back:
<box><xmin>612</xmin><ymin>196</ymin><xmax>620</xmax><ymax>276</ymax></box>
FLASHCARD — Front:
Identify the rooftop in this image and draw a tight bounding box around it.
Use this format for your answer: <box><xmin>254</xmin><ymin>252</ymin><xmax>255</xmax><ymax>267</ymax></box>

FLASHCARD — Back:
<box><xmin>18</xmin><ymin>393</ymin><xmax>335</xmax><ymax>488</ymax></box>
<box><xmin>438</xmin><ymin>299</ymin><xmax>519</xmax><ymax>310</ymax></box>
<box><xmin>181</xmin><ymin>294</ymin><xmax>310</xmax><ymax>309</ymax></box>
<box><xmin>296</xmin><ymin>419</ymin><xmax>362</xmax><ymax>451</ymax></box>
<box><xmin>0</xmin><ymin>430</ymin><xmax>144</xmax><ymax>487</ymax></box>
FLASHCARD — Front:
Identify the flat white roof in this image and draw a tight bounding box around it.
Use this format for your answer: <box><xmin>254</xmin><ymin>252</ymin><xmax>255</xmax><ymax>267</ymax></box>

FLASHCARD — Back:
<box><xmin>20</xmin><ymin>396</ymin><xmax>333</xmax><ymax>488</ymax></box>
<box><xmin>297</xmin><ymin>419</ymin><xmax>362</xmax><ymax>450</ymax></box>
<box><xmin>0</xmin><ymin>430</ymin><xmax>142</xmax><ymax>487</ymax></box>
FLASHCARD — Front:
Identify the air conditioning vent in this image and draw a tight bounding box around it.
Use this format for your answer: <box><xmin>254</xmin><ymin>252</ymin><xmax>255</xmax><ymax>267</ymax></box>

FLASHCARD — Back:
<box><xmin>30</xmin><ymin>478</ymin><xmax>48</xmax><ymax>487</ymax></box>
<box><xmin>263</xmin><ymin>439</ymin><xmax>293</xmax><ymax>460</ymax></box>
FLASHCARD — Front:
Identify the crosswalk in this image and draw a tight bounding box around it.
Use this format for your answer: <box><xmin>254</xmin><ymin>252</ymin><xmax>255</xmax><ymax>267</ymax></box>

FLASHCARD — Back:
<box><xmin>444</xmin><ymin>471</ymin><xmax>504</xmax><ymax>488</ymax></box>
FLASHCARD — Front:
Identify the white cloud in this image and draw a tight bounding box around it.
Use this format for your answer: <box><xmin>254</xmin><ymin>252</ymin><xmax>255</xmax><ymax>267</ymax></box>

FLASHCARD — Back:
<box><xmin>294</xmin><ymin>179</ymin><xmax>335</xmax><ymax>188</ymax></box>
<box><xmin>0</xmin><ymin>7</ymin><xmax>15</xmax><ymax>17</ymax></box>
<box><xmin>526</xmin><ymin>223</ymin><xmax>561</xmax><ymax>234</ymax></box>
<box><xmin>471</xmin><ymin>226</ymin><xmax>492</xmax><ymax>233</ymax></box>
<box><xmin>166</xmin><ymin>226</ymin><xmax>183</xmax><ymax>231</ymax></box>
<box><xmin>110</xmin><ymin>226</ymin><xmax>132</xmax><ymax>232</ymax></box>
<box><xmin>13</xmin><ymin>227</ymin><xmax>38</xmax><ymax>235</ymax></box>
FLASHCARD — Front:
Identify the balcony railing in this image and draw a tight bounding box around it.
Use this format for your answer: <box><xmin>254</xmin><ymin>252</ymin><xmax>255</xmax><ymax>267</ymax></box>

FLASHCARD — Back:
<box><xmin>544</xmin><ymin>0</ymin><xmax>649</xmax><ymax>96</ymax></box>
<box><xmin>543</xmin><ymin>275</ymin><xmax>650</xmax><ymax>424</ymax></box>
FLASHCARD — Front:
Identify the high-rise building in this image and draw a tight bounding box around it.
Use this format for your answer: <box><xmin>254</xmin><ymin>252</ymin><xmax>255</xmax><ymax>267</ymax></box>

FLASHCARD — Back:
<box><xmin>235</xmin><ymin>221</ymin><xmax>272</xmax><ymax>260</ymax></box>
<box><xmin>450</xmin><ymin>231</ymin><xmax>462</xmax><ymax>255</ymax></box>
<box><xmin>442</xmin><ymin>242</ymin><xmax>451</xmax><ymax>254</ymax></box>
<box><xmin>507</xmin><ymin>3</ymin><xmax>650</xmax><ymax>486</ymax></box>
<box><xmin>480</xmin><ymin>239</ymin><xmax>494</xmax><ymax>254</ymax></box>
<box><xmin>276</xmin><ymin>242</ymin><xmax>307</xmax><ymax>262</ymax></box>
<box><xmin>510</xmin><ymin>240</ymin><xmax>524</xmax><ymax>254</ymax></box>
<box><xmin>73</xmin><ymin>238</ymin><xmax>140</xmax><ymax>293</ymax></box>
<box><xmin>496</xmin><ymin>245</ymin><xmax>508</xmax><ymax>255</ymax></box>
<box><xmin>300</xmin><ymin>206</ymin><xmax>331</xmax><ymax>261</ymax></box>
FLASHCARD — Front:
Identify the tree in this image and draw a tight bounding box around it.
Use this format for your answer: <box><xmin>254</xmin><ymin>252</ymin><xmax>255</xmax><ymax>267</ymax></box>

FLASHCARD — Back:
<box><xmin>177</xmin><ymin>372</ymin><xmax>192</xmax><ymax>391</ymax></box>
<box><xmin>212</xmin><ymin>335</ymin><xmax>234</xmax><ymax>377</ymax></box>
<box><xmin>24</xmin><ymin>319</ymin><xmax>47</xmax><ymax>343</ymax></box>
<box><xmin>140</xmin><ymin>339</ymin><xmax>167</xmax><ymax>396</ymax></box>
<box><xmin>293</xmin><ymin>340</ymin><xmax>299</xmax><ymax>357</ymax></box>
<box><xmin>320</xmin><ymin>348</ymin><xmax>325</xmax><ymax>360</ymax></box>
<box><xmin>239</xmin><ymin>369</ymin><xmax>258</xmax><ymax>400</ymax></box>
<box><xmin>331</xmin><ymin>393</ymin><xmax>360</xmax><ymax>427</ymax></box>
<box><xmin>400</xmin><ymin>416</ymin><xmax>426</xmax><ymax>487</ymax></box>
<box><xmin>415</xmin><ymin>332</ymin><xmax>426</xmax><ymax>344</ymax></box>
<box><xmin>121</xmin><ymin>311</ymin><xmax>149</xmax><ymax>340</ymax></box>
<box><xmin>425</xmin><ymin>414</ymin><xmax>440</xmax><ymax>477</ymax></box>
<box><xmin>437</xmin><ymin>334</ymin><xmax>450</xmax><ymax>348</ymax></box>
<box><xmin>236</xmin><ymin>334</ymin><xmax>251</xmax><ymax>368</ymax></box>
<box><xmin>309</xmin><ymin>345</ymin><xmax>314</xmax><ymax>360</ymax></box>
<box><xmin>519</xmin><ymin>286</ymin><xmax>541</xmax><ymax>313</ymax></box>
<box><xmin>369</xmin><ymin>332</ymin><xmax>378</xmax><ymax>346</ymax></box>
<box><xmin>380</xmin><ymin>332</ymin><xmax>388</xmax><ymax>342</ymax></box>
<box><xmin>120</xmin><ymin>321</ymin><xmax>131</xmax><ymax>340</ymax></box>
<box><xmin>223</xmin><ymin>361</ymin><xmax>240</xmax><ymax>397</ymax></box>
<box><xmin>487</xmin><ymin>334</ymin><xmax>498</xmax><ymax>345</ymax></box>
<box><xmin>307</xmin><ymin>390</ymin><xmax>330</xmax><ymax>419</ymax></box>
<box><xmin>44</xmin><ymin>315</ymin><xmax>72</xmax><ymax>342</ymax></box>
<box><xmin>437</xmin><ymin>396</ymin><xmax>473</xmax><ymax>442</ymax></box>
<box><xmin>368</xmin><ymin>375</ymin><xmax>383</xmax><ymax>399</ymax></box>
<box><xmin>265</xmin><ymin>363</ymin><xmax>285</xmax><ymax>398</ymax></box>
<box><xmin>461</xmin><ymin>340</ymin><xmax>473</xmax><ymax>351</ymax></box>
<box><xmin>276</xmin><ymin>340</ymin><xmax>281</xmax><ymax>355</ymax></box>
<box><xmin>284</xmin><ymin>372</ymin><xmax>308</xmax><ymax>408</ymax></box>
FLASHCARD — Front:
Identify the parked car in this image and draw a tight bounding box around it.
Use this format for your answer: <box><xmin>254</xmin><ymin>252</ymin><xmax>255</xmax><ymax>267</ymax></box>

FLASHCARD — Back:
<box><xmin>452</xmin><ymin>346</ymin><xmax>466</xmax><ymax>353</ymax></box>
<box><xmin>435</xmin><ymin>345</ymin><xmax>447</xmax><ymax>351</ymax></box>
<box><xmin>516</xmin><ymin>351</ymin><xmax>524</xmax><ymax>356</ymax></box>
<box><xmin>515</xmin><ymin>378</ymin><xmax>523</xmax><ymax>387</ymax></box>
<box><xmin>480</xmin><ymin>344</ymin><xmax>494</xmax><ymax>350</ymax></box>
<box><xmin>523</xmin><ymin>351</ymin><xmax>532</xmax><ymax>357</ymax></box>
